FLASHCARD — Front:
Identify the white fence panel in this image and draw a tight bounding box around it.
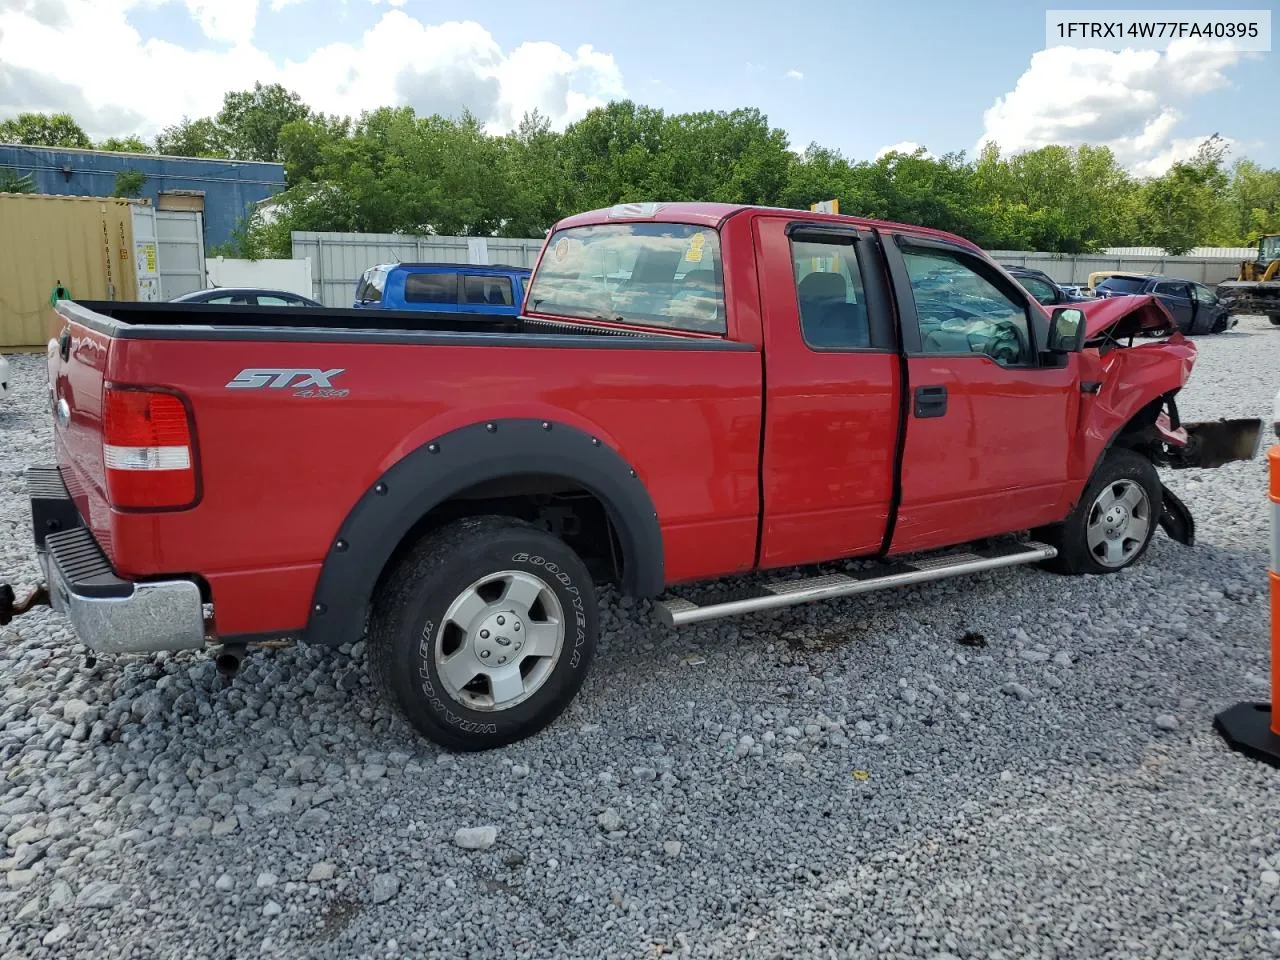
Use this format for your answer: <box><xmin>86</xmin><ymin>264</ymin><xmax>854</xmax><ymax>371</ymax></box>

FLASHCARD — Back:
<box><xmin>987</xmin><ymin>251</ymin><xmax>1243</xmax><ymax>286</ymax></box>
<box><xmin>205</xmin><ymin>257</ymin><xmax>314</xmax><ymax>298</ymax></box>
<box><xmin>292</xmin><ymin>232</ymin><xmax>546</xmax><ymax>306</ymax></box>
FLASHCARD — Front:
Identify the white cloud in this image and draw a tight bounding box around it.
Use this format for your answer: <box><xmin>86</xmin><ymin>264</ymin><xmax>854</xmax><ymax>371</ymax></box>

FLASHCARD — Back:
<box><xmin>977</xmin><ymin>38</ymin><xmax>1248</xmax><ymax>175</ymax></box>
<box><xmin>784</xmin><ymin>69</ymin><xmax>803</xmax><ymax>81</ymax></box>
<box><xmin>0</xmin><ymin>1</ymin><xmax>625</xmax><ymax>140</ymax></box>
<box><xmin>876</xmin><ymin>140</ymin><xmax>932</xmax><ymax>160</ymax></box>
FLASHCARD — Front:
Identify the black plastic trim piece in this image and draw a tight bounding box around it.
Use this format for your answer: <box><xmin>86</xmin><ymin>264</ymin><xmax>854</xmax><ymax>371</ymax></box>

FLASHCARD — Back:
<box><xmin>26</xmin><ymin>465</ymin><xmax>81</xmax><ymax>550</ymax></box>
<box><xmin>45</xmin><ymin>527</ymin><xmax>132</xmax><ymax>599</ymax></box>
<box><xmin>874</xmin><ymin>228</ymin><xmax>911</xmax><ymax>557</ymax></box>
<box><xmin>880</xmin><ymin>233</ymin><xmax>924</xmax><ymax>355</ymax></box>
<box><xmin>1157</xmin><ymin>482</ymin><xmax>1195</xmax><ymax>546</ymax></box>
<box><xmin>303</xmin><ymin>419</ymin><xmax>665</xmax><ymax>648</ymax></box>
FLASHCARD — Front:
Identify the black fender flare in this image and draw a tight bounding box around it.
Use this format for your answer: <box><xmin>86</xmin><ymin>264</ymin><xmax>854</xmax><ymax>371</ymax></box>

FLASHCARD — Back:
<box><xmin>302</xmin><ymin>418</ymin><xmax>664</xmax><ymax>647</ymax></box>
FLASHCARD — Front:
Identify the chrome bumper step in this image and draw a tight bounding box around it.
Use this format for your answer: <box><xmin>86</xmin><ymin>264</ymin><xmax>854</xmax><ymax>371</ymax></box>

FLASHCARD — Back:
<box><xmin>654</xmin><ymin>540</ymin><xmax>1057</xmax><ymax>627</ymax></box>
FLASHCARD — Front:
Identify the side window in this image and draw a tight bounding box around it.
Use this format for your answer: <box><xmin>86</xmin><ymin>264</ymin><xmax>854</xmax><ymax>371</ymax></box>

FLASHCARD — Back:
<box><xmin>256</xmin><ymin>295</ymin><xmax>290</xmax><ymax>306</ymax></box>
<box><xmin>1020</xmin><ymin>276</ymin><xmax>1057</xmax><ymax>305</ymax></box>
<box><xmin>901</xmin><ymin>247</ymin><xmax>1033</xmax><ymax>366</ymax></box>
<box><xmin>790</xmin><ymin>239</ymin><xmax>872</xmax><ymax>349</ymax></box>
<box><xmin>463</xmin><ymin>275</ymin><xmax>514</xmax><ymax>306</ymax></box>
<box><xmin>404</xmin><ymin>272</ymin><xmax>458</xmax><ymax>304</ymax></box>
<box><xmin>1194</xmin><ymin>283</ymin><xmax>1216</xmax><ymax>304</ymax></box>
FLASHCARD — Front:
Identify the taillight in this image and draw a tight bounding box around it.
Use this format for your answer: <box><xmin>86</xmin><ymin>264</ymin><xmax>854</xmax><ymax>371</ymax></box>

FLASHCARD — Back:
<box><xmin>102</xmin><ymin>386</ymin><xmax>198</xmax><ymax>509</ymax></box>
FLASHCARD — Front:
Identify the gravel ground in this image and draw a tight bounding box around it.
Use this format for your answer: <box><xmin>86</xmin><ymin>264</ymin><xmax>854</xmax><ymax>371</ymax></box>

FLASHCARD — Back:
<box><xmin>2</xmin><ymin>319</ymin><xmax>1280</xmax><ymax>960</ymax></box>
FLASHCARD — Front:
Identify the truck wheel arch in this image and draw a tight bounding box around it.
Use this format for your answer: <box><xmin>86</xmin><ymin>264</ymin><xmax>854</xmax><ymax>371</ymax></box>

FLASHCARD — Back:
<box><xmin>302</xmin><ymin>418</ymin><xmax>664</xmax><ymax>648</ymax></box>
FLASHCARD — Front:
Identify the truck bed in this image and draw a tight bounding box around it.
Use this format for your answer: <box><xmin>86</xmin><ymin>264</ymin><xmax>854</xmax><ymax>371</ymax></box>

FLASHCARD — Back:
<box><xmin>63</xmin><ymin>300</ymin><xmax>672</xmax><ymax>343</ymax></box>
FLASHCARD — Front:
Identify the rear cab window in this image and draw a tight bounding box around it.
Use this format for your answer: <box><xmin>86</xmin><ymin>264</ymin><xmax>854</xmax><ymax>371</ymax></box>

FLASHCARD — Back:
<box><xmin>526</xmin><ymin>222</ymin><xmax>725</xmax><ymax>333</ymax></box>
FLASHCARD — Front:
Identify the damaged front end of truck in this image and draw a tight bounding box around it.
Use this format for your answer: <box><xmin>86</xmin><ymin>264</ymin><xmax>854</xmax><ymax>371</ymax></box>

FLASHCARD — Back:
<box><xmin>1073</xmin><ymin>294</ymin><xmax>1264</xmax><ymax>547</ymax></box>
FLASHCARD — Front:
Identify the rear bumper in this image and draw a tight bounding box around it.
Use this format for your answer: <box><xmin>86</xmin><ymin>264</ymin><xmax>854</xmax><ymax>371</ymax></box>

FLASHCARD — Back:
<box><xmin>26</xmin><ymin>466</ymin><xmax>206</xmax><ymax>654</ymax></box>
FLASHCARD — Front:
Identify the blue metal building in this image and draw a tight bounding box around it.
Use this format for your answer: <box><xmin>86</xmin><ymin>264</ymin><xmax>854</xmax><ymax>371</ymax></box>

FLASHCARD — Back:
<box><xmin>0</xmin><ymin>144</ymin><xmax>285</xmax><ymax>249</ymax></box>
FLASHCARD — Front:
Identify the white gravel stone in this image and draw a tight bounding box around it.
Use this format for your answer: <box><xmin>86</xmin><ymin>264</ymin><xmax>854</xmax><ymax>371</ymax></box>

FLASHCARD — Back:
<box><xmin>75</xmin><ymin>881</ymin><xmax>124</xmax><ymax>909</ymax></box>
<box><xmin>454</xmin><ymin>826</ymin><xmax>498</xmax><ymax>850</ymax></box>
<box><xmin>306</xmin><ymin>862</ymin><xmax>335</xmax><ymax>882</ymax></box>
<box><xmin>42</xmin><ymin>923</ymin><xmax>70</xmax><ymax>947</ymax></box>
<box><xmin>371</xmin><ymin>873</ymin><xmax>399</xmax><ymax>904</ymax></box>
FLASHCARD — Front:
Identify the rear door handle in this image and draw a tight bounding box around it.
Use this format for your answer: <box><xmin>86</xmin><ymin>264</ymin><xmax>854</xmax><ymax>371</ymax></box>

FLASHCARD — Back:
<box><xmin>913</xmin><ymin>385</ymin><xmax>947</xmax><ymax>418</ymax></box>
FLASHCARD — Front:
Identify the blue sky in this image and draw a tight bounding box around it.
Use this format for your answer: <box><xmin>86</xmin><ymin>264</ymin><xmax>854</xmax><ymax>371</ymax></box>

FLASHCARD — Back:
<box><xmin>1</xmin><ymin>0</ymin><xmax>1273</xmax><ymax>173</ymax></box>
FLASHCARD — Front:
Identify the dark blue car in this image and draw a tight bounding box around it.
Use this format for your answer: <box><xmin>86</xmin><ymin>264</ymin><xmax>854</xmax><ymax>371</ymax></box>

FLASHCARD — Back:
<box><xmin>1001</xmin><ymin>266</ymin><xmax>1091</xmax><ymax>307</ymax></box>
<box><xmin>353</xmin><ymin>263</ymin><xmax>532</xmax><ymax>317</ymax></box>
<box><xmin>1094</xmin><ymin>274</ymin><xmax>1233</xmax><ymax>335</ymax></box>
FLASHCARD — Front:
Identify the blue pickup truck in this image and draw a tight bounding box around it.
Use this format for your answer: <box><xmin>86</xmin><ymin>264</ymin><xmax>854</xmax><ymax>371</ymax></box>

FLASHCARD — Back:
<box><xmin>352</xmin><ymin>263</ymin><xmax>532</xmax><ymax>317</ymax></box>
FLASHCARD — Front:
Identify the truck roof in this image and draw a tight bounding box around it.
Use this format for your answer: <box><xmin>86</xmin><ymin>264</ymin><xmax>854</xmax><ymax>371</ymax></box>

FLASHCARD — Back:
<box><xmin>368</xmin><ymin>262</ymin><xmax>531</xmax><ymax>275</ymax></box>
<box><xmin>553</xmin><ymin>202</ymin><xmax>984</xmax><ymax>253</ymax></box>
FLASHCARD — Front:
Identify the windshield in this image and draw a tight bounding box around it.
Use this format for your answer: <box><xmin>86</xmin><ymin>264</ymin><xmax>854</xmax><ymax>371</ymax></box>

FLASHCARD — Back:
<box><xmin>1097</xmin><ymin>276</ymin><xmax>1148</xmax><ymax>295</ymax></box>
<box><xmin>1261</xmin><ymin>236</ymin><xmax>1280</xmax><ymax>262</ymax></box>
<box><xmin>527</xmin><ymin>222</ymin><xmax>725</xmax><ymax>333</ymax></box>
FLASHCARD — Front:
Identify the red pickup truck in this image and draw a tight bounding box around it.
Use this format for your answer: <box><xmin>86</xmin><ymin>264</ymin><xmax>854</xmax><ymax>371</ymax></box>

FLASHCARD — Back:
<box><xmin>1</xmin><ymin>202</ymin><xmax>1260</xmax><ymax>751</ymax></box>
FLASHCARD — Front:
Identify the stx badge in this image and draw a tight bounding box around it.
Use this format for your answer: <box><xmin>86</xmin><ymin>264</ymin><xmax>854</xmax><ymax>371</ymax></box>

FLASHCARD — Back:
<box><xmin>226</xmin><ymin>368</ymin><xmax>348</xmax><ymax>398</ymax></box>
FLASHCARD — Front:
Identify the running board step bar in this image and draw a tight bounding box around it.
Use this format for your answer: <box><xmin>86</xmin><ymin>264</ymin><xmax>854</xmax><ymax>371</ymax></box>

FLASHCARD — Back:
<box><xmin>655</xmin><ymin>540</ymin><xmax>1057</xmax><ymax>627</ymax></box>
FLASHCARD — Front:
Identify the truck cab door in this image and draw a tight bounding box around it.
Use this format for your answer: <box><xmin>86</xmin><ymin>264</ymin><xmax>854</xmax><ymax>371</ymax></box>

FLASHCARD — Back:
<box><xmin>882</xmin><ymin>233</ymin><xmax>1078</xmax><ymax>555</ymax></box>
<box><xmin>755</xmin><ymin>218</ymin><xmax>902</xmax><ymax>569</ymax></box>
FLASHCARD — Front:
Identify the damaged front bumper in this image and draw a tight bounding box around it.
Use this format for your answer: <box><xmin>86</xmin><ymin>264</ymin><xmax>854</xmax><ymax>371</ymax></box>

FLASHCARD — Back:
<box><xmin>1146</xmin><ymin>412</ymin><xmax>1265</xmax><ymax>548</ymax></box>
<box><xmin>1160</xmin><ymin>417</ymin><xmax>1266</xmax><ymax>470</ymax></box>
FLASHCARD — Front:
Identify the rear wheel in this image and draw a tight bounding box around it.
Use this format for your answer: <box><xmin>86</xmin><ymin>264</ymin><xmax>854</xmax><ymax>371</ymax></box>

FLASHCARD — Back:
<box><xmin>1269</xmin><ymin>314</ymin><xmax>1280</xmax><ymax>326</ymax></box>
<box><xmin>1037</xmin><ymin>449</ymin><xmax>1162</xmax><ymax>575</ymax></box>
<box><xmin>368</xmin><ymin>515</ymin><xmax>599</xmax><ymax>751</ymax></box>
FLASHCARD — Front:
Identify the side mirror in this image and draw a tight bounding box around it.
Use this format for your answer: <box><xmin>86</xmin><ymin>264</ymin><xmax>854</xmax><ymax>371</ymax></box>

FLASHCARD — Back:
<box><xmin>1048</xmin><ymin>307</ymin><xmax>1085</xmax><ymax>353</ymax></box>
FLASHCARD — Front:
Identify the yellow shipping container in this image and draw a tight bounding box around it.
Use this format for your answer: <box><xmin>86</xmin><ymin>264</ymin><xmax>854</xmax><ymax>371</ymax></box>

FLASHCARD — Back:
<box><xmin>0</xmin><ymin>192</ymin><xmax>140</xmax><ymax>349</ymax></box>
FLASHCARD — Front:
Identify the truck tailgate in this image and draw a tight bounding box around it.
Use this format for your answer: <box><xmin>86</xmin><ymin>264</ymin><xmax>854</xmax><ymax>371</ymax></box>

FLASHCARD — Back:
<box><xmin>47</xmin><ymin>321</ymin><xmax>116</xmax><ymax>561</ymax></box>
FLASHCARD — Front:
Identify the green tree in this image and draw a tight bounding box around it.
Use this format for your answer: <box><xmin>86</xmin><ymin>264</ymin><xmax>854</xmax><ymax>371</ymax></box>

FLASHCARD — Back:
<box><xmin>1135</xmin><ymin>135</ymin><xmax>1230</xmax><ymax>254</ymax></box>
<box><xmin>0</xmin><ymin>112</ymin><xmax>91</xmax><ymax>148</ymax></box>
<box><xmin>216</xmin><ymin>82</ymin><xmax>312</xmax><ymax>162</ymax></box>
<box><xmin>0</xmin><ymin>167</ymin><xmax>36</xmax><ymax>192</ymax></box>
<box><xmin>97</xmin><ymin>135</ymin><xmax>152</xmax><ymax>154</ymax></box>
<box><xmin>111</xmin><ymin>169</ymin><xmax>147</xmax><ymax>198</ymax></box>
<box><xmin>154</xmin><ymin>116</ymin><xmax>226</xmax><ymax>157</ymax></box>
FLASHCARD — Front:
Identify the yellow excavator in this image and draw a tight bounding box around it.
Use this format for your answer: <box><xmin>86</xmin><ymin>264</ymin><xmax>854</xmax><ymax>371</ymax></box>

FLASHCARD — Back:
<box><xmin>1216</xmin><ymin>234</ymin><xmax>1280</xmax><ymax>325</ymax></box>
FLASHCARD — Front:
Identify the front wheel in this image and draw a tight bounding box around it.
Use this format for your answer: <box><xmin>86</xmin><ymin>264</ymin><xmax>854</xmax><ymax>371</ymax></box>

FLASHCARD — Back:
<box><xmin>1037</xmin><ymin>449</ymin><xmax>1162</xmax><ymax>575</ymax></box>
<box><xmin>368</xmin><ymin>516</ymin><xmax>599</xmax><ymax>751</ymax></box>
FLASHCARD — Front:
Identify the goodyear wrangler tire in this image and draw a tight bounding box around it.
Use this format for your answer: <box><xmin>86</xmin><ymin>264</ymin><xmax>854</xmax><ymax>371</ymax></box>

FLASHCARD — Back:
<box><xmin>368</xmin><ymin>516</ymin><xmax>598</xmax><ymax>751</ymax></box>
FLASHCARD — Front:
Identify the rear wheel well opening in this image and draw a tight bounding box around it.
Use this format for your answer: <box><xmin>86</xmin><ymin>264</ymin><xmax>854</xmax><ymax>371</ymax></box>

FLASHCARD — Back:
<box><xmin>377</xmin><ymin>473</ymin><xmax>624</xmax><ymax>595</ymax></box>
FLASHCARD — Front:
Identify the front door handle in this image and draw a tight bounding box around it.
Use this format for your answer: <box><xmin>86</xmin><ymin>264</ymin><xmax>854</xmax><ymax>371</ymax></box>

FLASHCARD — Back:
<box><xmin>913</xmin><ymin>385</ymin><xmax>948</xmax><ymax>418</ymax></box>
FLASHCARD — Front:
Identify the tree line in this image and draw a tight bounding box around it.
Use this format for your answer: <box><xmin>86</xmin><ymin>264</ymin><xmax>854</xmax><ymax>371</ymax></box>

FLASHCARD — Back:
<box><xmin>3</xmin><ymin>82</ymin><xmax>1279</xmax><ymax>257</ymax></box>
